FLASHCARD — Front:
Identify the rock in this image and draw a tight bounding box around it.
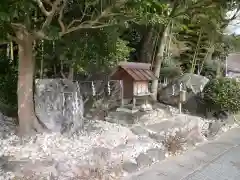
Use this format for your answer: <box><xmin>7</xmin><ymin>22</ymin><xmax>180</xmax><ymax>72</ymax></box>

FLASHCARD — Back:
<box><xmin>122</xmin><ymin>162</ymin><xmax>138</xmax><ymax>173</ymax></box>
<box><xmin>35</xmin><ymin>79</ymin><xmax>84</xmax><ymax>133</ymax></box>
<box><xmin>131</xmin><ymin>126</ymin><xmax>148</xmax><ymax>136</ymax></box>
<box><xmin>174</xmin><ymin>115</ymin><xmax>206</xmax><ymax>143</ymax></box>
<box><xmin>208</xmin><ymin>121</ymin><xmax>222</xmax><ymax>136</ymax></box>
<box><xmin>106</xmin><ymin>111</ymin><xmax>138</xmax><ymax>126</ymax></box>
<box><xmin>180</xmin><ymin>125</ymin><xmax>206</xmax><ymax>145</ymax></box>
<box><xmin>213</xmin><ymin>111</ymin><xmax>228</xmax><ymax>120</ymax></box>
<box><xmin>146</xmin><ymin>148</ymin><xmax>165</xmax><ymax>162</ymax></box>
<box><xmin>146</xmin><ymin>121</ymin><xmax>174</xmax><ymax>133</ymax></box>
<box><xmin>148</xmin><ymin>133</ymin><xmax>164</xmax><ymax>143</ymax></box>
<box><xmin>140</xmin><ymin>104</ymin><xmax>153</xmax><ymax>112</ymax></box>
<box><xmin>158</xmin><ymin>73</ymin><xmax>209</xmax><ymax>114</ymax></box>
<box><xmin>225</xmin><ymin>114</ymin><xmax>235</xmax><ymax>125</ymax></box>
<box><xmin>135</xmin><ymin>153</ymin><xmax>153</xmax><ymax>167</ymax></box>
<box><xmin>146</xmin><ymin>114</ymin><xmax>207</xmax><ymax>146</ymax></box>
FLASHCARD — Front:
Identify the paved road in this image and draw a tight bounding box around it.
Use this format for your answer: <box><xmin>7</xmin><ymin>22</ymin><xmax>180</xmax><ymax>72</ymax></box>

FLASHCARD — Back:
<box><xmin>126</xmin><ymin>128</ymin><xmax>240</xmax><ymax>180</ymax></box>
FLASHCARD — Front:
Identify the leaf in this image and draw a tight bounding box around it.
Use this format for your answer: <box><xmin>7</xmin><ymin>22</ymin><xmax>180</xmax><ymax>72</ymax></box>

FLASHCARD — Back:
<box><xmin>0</xmin><ymin>12</ymin><xmax>10</xmax><ymax>21</ymax></box>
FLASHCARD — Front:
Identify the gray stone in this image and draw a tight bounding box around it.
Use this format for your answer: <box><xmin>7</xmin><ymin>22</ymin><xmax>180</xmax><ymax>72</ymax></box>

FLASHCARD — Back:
<box><xmin>106</xmin><ymin>111</ymin><xmax>137</xmax><ymax>126</ymax></box>
<box><xmin>149</xmin><ymin>133</ymin><xmax>165</xmax><ymax>143</ymax></box>
<box><xmin>179</xmin><ymin>125</ymin><xmax>206</xmax><ymax>146</ymax></box>
<box><xmin>146</xmin><ymin>148</ymin><xmax>165</xmax><ymax>161</ymax></box>
<box><xmin>35</xmin><ymin>79</ymin><xmax>84</xmax><ymax>133</ymax></box>
<box><xmin>205</xmin><ymin>115</ymin><xmax>235</xmax><ymax>139</ymax></box>
<box><xmin>122</xmin><ymin>162</ymin><xmax>138</xmax><ymax>173</ymax></box>
<box><xmin>146</xmin><ymin>121</ymin><xmax>174</xmax><ymax>133</ymax></box>
<box><xmin>131</xmin><ymin>126</ymin><xmax>148</xmax><ymax>136</ymax></box>
<box><xmin>140</xmin><ymin>104</ymin><xmax>153</xmax><ymax>112</ymax></box>
<box><xmin>226</xmin><ymin>114</ymin><xmax>235</xmax><ymax>124</ymax></box>
<box><xmin>157</xmin><ymin>73</ymin><xmax>209</xmax><ymax>114</ymax></box>
<box><xmin>136</xmin><ymin>153</ymin><xmax>153</xmax><ymax>167</ymax></box>
<box><xmin>208</xmin><ymin>121</ymin><xmax>222</xmax><ymax>137</ymax></box>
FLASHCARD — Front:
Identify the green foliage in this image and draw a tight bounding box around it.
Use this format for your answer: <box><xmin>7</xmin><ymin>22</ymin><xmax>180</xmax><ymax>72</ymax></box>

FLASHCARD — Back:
<box><xmin>160</xmin><ymin>57</ymin><xmax>182</xmax><ymax>78</ymax></box>
<box><xmin>0</xmin><ymin>56</ymin><xmax>17</xmax><ymax>113</ymax></box>
<box><xmin>34</xmin><ymin>27</ymin><xmax>133</xmax><ymax>77</ymax></box>
<box><xmin>0</xmin><ymin>0</ymin><xmax>38</xmax><ymax>40</ymax></box>
<box><xmin>201</xmin><ymin>61</ymin><xmax>219</xmax><ymax>79</ymax></box>
<box><xmin>0</xmin><ymin>0</ymin><xmax>239</xmax><ymax>95</ymax></box>
<box><xmin>203</xmin><ymin>77</ymin><xmax>240</xmax><ymax>113</ymax></box>
<box><xmin>127</xmin><ymin>0</ymin><xmax>168</xmax><ymax>25</ymax></box>
<box><xmin>160</xmin><ymin>66</ymin><xmax>182</xmax><ymax>79</ymax></box>
<box><xmin>224</xmin><ymin>35</ymin><xmax>240</xmax><ymax>53</ymax></box>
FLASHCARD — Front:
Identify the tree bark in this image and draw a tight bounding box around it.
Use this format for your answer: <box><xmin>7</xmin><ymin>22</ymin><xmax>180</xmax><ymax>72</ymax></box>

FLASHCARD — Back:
<box><xmin>216</xmin><ymin>58</ymin><xmax>222</xmax><ymax>78</ymax></box>
<box><xmin>151</xmin><ymin>25</ymin><xmax>168</xmax><ymax>101</ymax></box>
<box><xmin>198</xmin><ymin>43</ymin><xmax>215</xmax><ymax>75</ymax></box>
<box><xmin>10</xmin><ymin>41</ymin><xmax>14</xmax><ymax>61</ymax></box>
<box><xmin>68</xmin><ymin>66</ymin><xmax>74</xmax><ymax>80</ymax></box>
<box><xmin>16</xmin><ymin>31</ymin><xmax>43</xmax><ymax>135</ymax></box>
<box><xmin>40</xmin><ymin>40</ymin><xmax>44</xmax><ymax>78</ymax></box>
<box><xmin>139</xmin><ymin>26</ymin><xmax>155</xmax><ymax>63</ymax></box>
<box><xmin>190</xmin><ymin>29</ymin><xmax>202</xmax><ymax>73</ymax></box>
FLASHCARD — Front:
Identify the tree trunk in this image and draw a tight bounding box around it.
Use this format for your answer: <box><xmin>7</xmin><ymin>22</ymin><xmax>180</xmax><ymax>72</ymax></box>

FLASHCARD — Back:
<box><xmin>216</xmin><ymin>58</ymin><xmax>222</xmax><ymax>78</ymax></box>
<box><xmin>68</xmin><ymin>66</ymin><xmax>74</xmax><ymax>80</ymax></box>
<box><xmin>139</xmin><ymin>26</ymin><xmax>155</xmax><ymax>63</ymax></box>
<box><xmin>17</xmin><ymin>32</ymin><xmax>43</xmax><ymax>135</ymax></box>
<box><xmin>6</xmin><ymin>43</ymin><xmax>10</xmax><ymax>58</ymax></box>
<box><xmin>199</xmin><ymin>43</ymin><xmax>215</xmax><ymax>75</ymax></box>
<box><xmin>10</xmin><ymin>41</ymin><xmax>14</xmax><ymax>61</ymax></box>
<box><xmin>190</xmin><ymin>29</ymin><xmax>202</xmax><ymax>73</ymax></box>
<box><xmin>151</xmin><ymin>25</ymin><xmax>168</xmax><ymax>101</ymax></box>
<box><xmin>40</xmin><ymin>40</ymin><xmax>44</xmax><ymax>78</ymax></box>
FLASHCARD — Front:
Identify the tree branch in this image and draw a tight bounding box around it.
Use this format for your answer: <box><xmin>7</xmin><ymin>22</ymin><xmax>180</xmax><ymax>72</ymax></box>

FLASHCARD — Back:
<box><xmin>172</xmin><ymin>1</ymin><xmax>214</xmax><ymax>18</ymax></box>
<box><xmin>66</xmin><ymin>6</ymin><xmax>112</xmax><ymax>31</ymax></box>
<box><xmin>67</xmin><ymin>2</ymin><xmax>89</xmax><ymax>30</ymax></box>
<box><xmin>61</xmin><ymin>13</ymin><xmax>111</xmax><ymax>35</ymax></box>
<box><xmin>35</xmin><ymin>0</ymin><xmax>51</xmax><ymax>16</ymax></box>
<box><xmin>7</xmin><ymin>34</ymin><xmax>23</xmax><ymax>44</ymax></box>
<box><xmin>58</xmin><ymin>0</ymin><xmax>67</xmax><ymax>33</ymax></box>
<box><xmin>11</xmin><ymin>23</ymin><xmax>27</xmax><ymax>30</ymax></box>
<box><xmin>61</xmin><ymin>0</ymin><xmax>126</xmax><ymax>36</ymax></box>
<box><xmin>41</xmin><ymin>0</ymin><xmax>63</xmax><ymax>31</ymax></box>
<box><xmin>43</xmin><ymin>0</ymin><xmax>53</xmax><ymax>6</ymax></box>
<box><xmin>33</xmin><ymin>31</ymin><xmax>50</xmax><ymax>40</ymax></box>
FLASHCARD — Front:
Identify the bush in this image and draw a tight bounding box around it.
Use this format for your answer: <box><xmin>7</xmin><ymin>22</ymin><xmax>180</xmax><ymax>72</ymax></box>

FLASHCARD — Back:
<box><xmin>203</xmin><ymin>77</ymin><xmax>240</xmax><ymax>113</ymax></box>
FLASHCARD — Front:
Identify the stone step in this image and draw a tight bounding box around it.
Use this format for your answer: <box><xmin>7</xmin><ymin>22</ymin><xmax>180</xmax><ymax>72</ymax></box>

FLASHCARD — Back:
<box><xmin>136</xmin><ymin>153</ymin><xmax>153</xmax><ymax>168</ymax></box>
<box><xmin>122</xmin><ymin>148</ymin><xmax>166</xmax><ymax>173</ymax></box>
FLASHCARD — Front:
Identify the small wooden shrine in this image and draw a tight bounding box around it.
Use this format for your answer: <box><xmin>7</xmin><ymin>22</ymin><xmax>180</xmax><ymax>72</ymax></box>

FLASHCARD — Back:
<box><xmin>111</xmin><ymin>61</ymin><xmax>157</xmax><ymax>108</ymax></box>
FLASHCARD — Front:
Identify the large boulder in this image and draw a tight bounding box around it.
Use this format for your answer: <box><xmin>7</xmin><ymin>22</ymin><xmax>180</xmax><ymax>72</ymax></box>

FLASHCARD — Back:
<box><xmin>35</xmin><ymin>79</ymin><xmax>84</xmax><ymax>133</ymax></box>
<box><xmin>158</xmin><ymin>73</ymin><xmax>209</xmax><ymax>114</ymax></box>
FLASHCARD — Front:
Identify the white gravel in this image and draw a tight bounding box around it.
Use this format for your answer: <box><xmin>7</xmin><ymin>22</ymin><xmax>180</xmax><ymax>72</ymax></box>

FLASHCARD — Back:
<box><xmin>0</xmin><ymin>113</ymin><xmax>160</xmax><ymax>179</ymax></box>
